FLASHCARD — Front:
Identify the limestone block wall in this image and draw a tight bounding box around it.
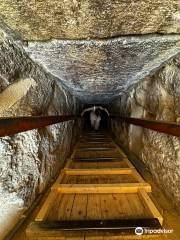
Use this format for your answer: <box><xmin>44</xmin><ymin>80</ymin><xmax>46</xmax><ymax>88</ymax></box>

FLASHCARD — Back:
<box><xmin>0</xmin><ymin>23</ymin><xmax>82</xmax><ymax>238</ymax></box>
<box><xmin>110</xmin><ymin>57</ymin><xmax>180</xmax><ymax>210</ymax></box>
<box><xmin>0</xmin><ymin>0</ymin><xmax>179</xmax><ymax>40</ymax></box>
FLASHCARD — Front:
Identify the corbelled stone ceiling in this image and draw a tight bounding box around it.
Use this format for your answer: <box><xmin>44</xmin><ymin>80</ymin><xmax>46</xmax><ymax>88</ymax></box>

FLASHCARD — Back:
<box><xmin>0</xmin><ymin>0</ymin><xmax>180</xmax><ymax>103</ymax></box>
<box><xmin>25</xmin><ymin>36</ymin><xmax>180</xmax><ymax>103</ymax></box>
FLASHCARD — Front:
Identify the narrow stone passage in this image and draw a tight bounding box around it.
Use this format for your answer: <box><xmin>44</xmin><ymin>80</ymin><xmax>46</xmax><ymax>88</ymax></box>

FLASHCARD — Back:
<box><xmin>0</xmin><ymin>1</ymin><xmax>180</xmax><ymax>239</ymax></box>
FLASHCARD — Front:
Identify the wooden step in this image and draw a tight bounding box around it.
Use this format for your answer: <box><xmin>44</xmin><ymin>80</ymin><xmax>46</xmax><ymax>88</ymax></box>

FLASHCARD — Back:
<box><xmin>82</xmin><ymin>137</ymin><xmax>112</xmax><ymax>140</ymax></box>
<box><xmin>74</xmin><ymin>151</ymin><xmax>122</xmax><ymax>159</ymax></box>
<box><xmin>68</xmin><ymin>160</ymin><xmax>130</xmax><ymax>169</ymax></box>
<box><xmin>58</xmin><ymin>168</ymin><xmax>144</xmax><ymax>185</ymax></box>
<box><xmin>64</xmin><ymin>168</ymin><xmax>133</xmax><ymax>175</ymax></box>
<box><xmin>76</xmin><ymin>147</ymin><xmax>116</xmax><ymax>151</ymax></box>
<box><xmin>52</xmin><ymin>182</ymin><xmax>152</xmax><ymax>193</ymax></box>
<box><xmin>73</xmin><ymin>157</ymin><xmax>123</xmax><ymax>162</ymax></box>
<box><xmin>26</xmin><ymin>131</ymin><xmax>163</xmax><ymax>239</ymax></box>
<box><xmin>77</xmin><ymin>143</ymin><xmax>115</xmax><ymax>148</ymax></box>
<box><xmin>79</xmin><ymin>140</ymin><xmax>113</xmax><ymax>143</ymax></box>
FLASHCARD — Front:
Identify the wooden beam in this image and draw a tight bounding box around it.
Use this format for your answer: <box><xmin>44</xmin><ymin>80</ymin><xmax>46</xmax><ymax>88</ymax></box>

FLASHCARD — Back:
<box><xmin>132</xmin><ymin>169</ymin><xmax>145</xmax><ymax>183</ymax></box>
<box><xmin>73</xmin><ymin>157</ymin><xmax>123</xmax><ymax>162</ymax></box>
<box><xmin>0</xmin><ymin>115</ymin><xmax>78</xmax><ymax>137</ymax></box>
<box><xmin>64</xmin><ymin>159</ymin><xmax>73</xmax><ymax>169</ymax></box>
<box><xmin>54</xmin><ymin>183</ymin><xmax>152</xmax><ymax>193</ymax></box>
<box><xmin>64</xmin><ymin>168</ymin><xmax>133</xmax><ymax>175</ymax></box>
<box><xmin>111</xmin><ymin>141</ymin><xmax>127</xmax><ymax>157</ymax></box>
<box><xmin>53</xmin><ymin>171</ymin><xmax>65</xmax><ymax>185</ymax></box>
<box><xmin>79</xmin><ymin>139</ymin><xmax>112</xmax><ymax>143</ymax></box>
<box><xmin>124</xmin><ymin>158</ymin><xmax>135</xmax><ymax>169</ymax></box>
<box><xmin>111</xmin><ymin>116</ymin><xmax>180</xmax><ymax>137</ymax></box>
<box><xmin>81</xmin><ymin>137</ymin><xmax>112</xmax><ymax>140</ymax></box>
<box><xmin>138</xmin><ymin>188</ymin><xmax>163</xmax><ymax>225</ymax></box>
<box><xmin>75</xmin><ymin>147</ymin><xmax>116</xmax><ymax>151</ymax></box>
<box><xmin>38</xmin><ymin>218</ymin><xmax>161</xmax><ymax>231</ymax></box>
<box><xmin>35</xmin><ymin>191</ymin><xmax>58</xmax><ymax>222</ymax></box>
<box><xmin>77</xmin><ymin>142</ymin><xmax>115</xmax><ymax>147</ymax></box>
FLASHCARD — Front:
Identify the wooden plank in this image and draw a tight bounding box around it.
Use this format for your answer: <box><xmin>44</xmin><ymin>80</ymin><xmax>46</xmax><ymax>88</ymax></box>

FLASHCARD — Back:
<box><xmin>51</xmin><ymin>182</ymin><xmax>61</xmax><ymax>190</ymax></box>
<box><xmin>81</xmin><ymin>137</ymin><xmax>112</xmax><ymax>141</ymax></box>
<box><xmin>64</xmin><ymin>159</ymin><xmax>73</xmax><ymax>169</ymax></box>
<box><xmin>69</xmin><ymin>161</ymin><xmax>101</xmax><ymax>169</ymax></box>
<box><xmin>58</xmin><ymin>194</ymin><xmax>75</xmax><ymax>220</ymax></box>
<box><xmin>102</xmin><ymin>236</ymin><xmax>122</xmax><ymax>240</ymax></box>
<box><xmin>80</xmin><ymin>135</ymin><xmax>110</xmax><ymax>138</ymax></box>
<box><xmin>56</xmin><ymin>183</ymin><xmax>151</xmax><ymax>194</ymax></box>
<box><xmin>66</xmin><ymin>237</ymin><xmax>84</xmax><ymax>240</ymax></box>
<box><xmin>32</xmin><ymin>237</ymin><xmax>66</xmax><ymax>240</ymax></box>
<box><xmin>85</xmin><ymin>237</ymin><xmax>103</xmax><ymax>240</ymax></box>
<box><xmin>110</xmin><ymin>142</ymin><xmax>127</xmax><ymax>157</ymax></box>
<box><xmin>74</xmin><ymin>151</ymin><xmax>121</xmax><ymax>159</ymax></box>
<box><xmin>78</xmin><ymin>140</ymin><xmax>112</xmax><ymax>143</ymax></box>
<box><xmin>138</xmin><ymin>188</ymin><xmax>163</xmax><ymax>225</ymax></box>
<box><xmin>70</xmin><ymin>194</ymin><xmax>88</xmax><ymax>220</ymax></box>
<box><xmin>76</xmin><ymin>147</ymin><xmax>116</xmax><ymax>151</ymax></box>
<box><xmin>35</xmin><ymin>191</ymin><xmax>58</xmax><ymax>221</ymax></box>
<box><xmin>79</xmin><ymin>137</ymin><xmax>112</xmax><ymax>141</ymax></box>
<box><xmin>77</xmin><ymin>143</ymin><xmax>115</xmax><ymax>148</ymax></box>
<box><xmin>100</xmin><ymin>194</ymin><xmax>120</xmax><ymax>219</ymax></box>
<box><xmin>62</xmin><ymin>174</ymin><xmax>137</xmax><ymax>185</ymax></box>
<box><xmin>73</xmin><ymin>157</ymin><xmax>123</xmax><ymax>162</ymax></box>
<box><xmin>64</xmin><ymin>168</ymin><xmax>133</xmax><ymax>175</ymax></box>
<box><xmin>113</xmin><ymin>194</ymin><xmax>134</xmax><ymax>218</ymax></box>
<box><xmin>47</xmin><ymin>194</ymin><xmax>63</xmax><ymax>221</ymax></box>
<box><xmin>132</xmin><ymin>169</ymin><xmax>145</xmax><ymax>183</ymax></box>
<box><xmin>125</xmin><ymin>193</ymin><xmax>149</xmax><ymax>218</ymax></box>
<box><xmin>96</xmin><ymin>161</ymin><xmax>129</xmax><ymax>169</ymax></box>
<box><xmin>61</xmin><ymin>174</ymin><xmax>70</xmax><ymax>184</ymax></box>
<box><xmin>86</xmin><ymin>194</ymin><xmax>101</xmax><ymax>220</ymax></box>
<box><xmin>85</xmin><ymin>132</ymin><xmax>105</xmax><ymax>134</ymax></box>
<box><xmin>54</xmin><ymin>170</ymin><xmax>65</xmax><ymax>184</ymax></box>
<box><xmin>123</xmin><ymin>158</ymin><xmax>135</xmax><ymax>169</ymax></box>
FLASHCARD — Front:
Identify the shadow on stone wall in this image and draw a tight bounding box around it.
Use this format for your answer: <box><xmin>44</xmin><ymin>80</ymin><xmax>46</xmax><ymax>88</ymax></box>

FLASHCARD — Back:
<box><xmin>0</xmin><ymin>22</ymin><xmax>82</xmax><ymax>238</ymax></box>
<box><xmin>110</xmin><ymin>56</ymin><xmax>180</xmax><ymax>211</ymax></box>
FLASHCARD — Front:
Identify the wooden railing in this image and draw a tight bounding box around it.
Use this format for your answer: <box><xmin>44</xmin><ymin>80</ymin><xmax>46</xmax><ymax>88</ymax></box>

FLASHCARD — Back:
<box><xmin>0</xmin><ymin>115</ymin><xmax>79</xmax><ymax>137</ymax></box>
<box><xmin>110</xmin><ymin>116</ymin><xmax>180</xmax><ymax>137</ymax></box>
<box><xmin>0</xmin><ymin>115</ymin><xmax>179</xmax><ymax>138</ymax></box>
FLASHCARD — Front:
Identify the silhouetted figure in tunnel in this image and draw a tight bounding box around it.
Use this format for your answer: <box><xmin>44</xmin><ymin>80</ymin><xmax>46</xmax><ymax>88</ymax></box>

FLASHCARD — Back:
<box><xmin>81</xmin><ymin>106</ymin><xmax>109</xmax><ymax>130</ymax></box>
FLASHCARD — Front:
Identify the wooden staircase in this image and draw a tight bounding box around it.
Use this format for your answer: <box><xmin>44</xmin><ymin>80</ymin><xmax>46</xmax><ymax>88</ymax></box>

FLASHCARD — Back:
<box><xmin>26</xmin><ymin>130</ymin><xmax>164</xmax><ymax>239</ymax></box>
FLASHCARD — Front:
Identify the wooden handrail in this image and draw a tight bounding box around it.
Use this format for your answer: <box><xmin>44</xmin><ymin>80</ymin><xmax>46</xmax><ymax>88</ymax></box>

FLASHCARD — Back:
<box><xmin>110</xmin><ymin>116</ymin><xmax>180</xmax><ymax>137</ymax></box>
<box><xmin>1</xmin><ymin>114</ymin><xmax>179</xmax><ymax>138</ymax></box>
<box><xmin>0</xmin><ymin>115</ymin><xmax>79</xmax><ymax>137</ymax></box>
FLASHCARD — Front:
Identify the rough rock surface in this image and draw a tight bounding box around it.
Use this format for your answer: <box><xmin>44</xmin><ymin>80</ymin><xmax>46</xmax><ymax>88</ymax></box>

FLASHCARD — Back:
<box><xmin>0</xmin><ymin>0</ymin><xmax>179</xmax><ymax>237</ymax></box>
<box><xmin>110</xmin><ymin>56</ymin><xmax>180</xmax><ymax>210</ymax></box>
<box><xmin>0</xmin><ymin>22</ymin><xmax>82</xmax><ymax>238</ymax></box>
<box><xmin>0</xmin><ymin>0</ymin><xmax>179</xmax><ymax>40</ymax></box>
<box><xmin>24</xmin><ymin>35</ymin><xmax>180</xmax><ymax>103</ymax></box>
